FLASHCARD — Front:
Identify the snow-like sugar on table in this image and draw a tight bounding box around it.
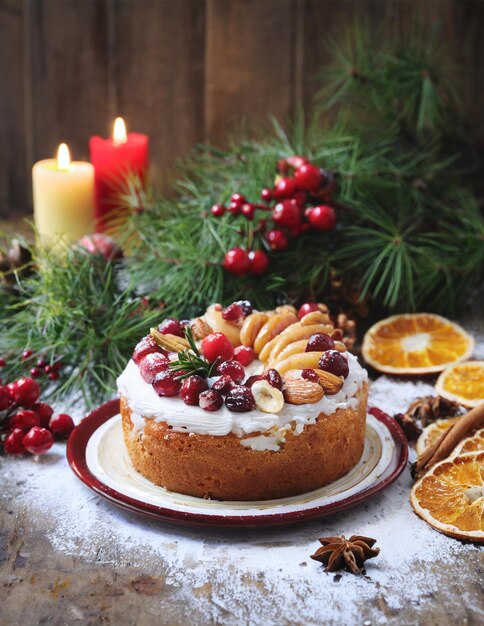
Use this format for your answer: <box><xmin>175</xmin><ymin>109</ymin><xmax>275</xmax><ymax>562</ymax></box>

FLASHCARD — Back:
<box><xmin>1</xmin><ymin>329</ymin><xmax>483</xmax><ymax>625</ymax></box>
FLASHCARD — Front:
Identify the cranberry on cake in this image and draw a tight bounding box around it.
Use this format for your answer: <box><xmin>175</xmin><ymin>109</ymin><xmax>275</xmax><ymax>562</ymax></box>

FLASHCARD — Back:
<box><xmin>117</xmin><ymin>302</ymin><xmax>368</xmax><ymax>501</ymax></box>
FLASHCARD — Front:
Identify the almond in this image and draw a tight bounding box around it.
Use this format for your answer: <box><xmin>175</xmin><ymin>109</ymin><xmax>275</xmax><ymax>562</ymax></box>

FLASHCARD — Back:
<box><xmin>300</xmin><ymin>310</ymin><xmax>332</xmax><ymax>326</ymax></box>
<box><xmin>191</xmin><ymin>317</ymin><xmax>213</xmax><ymax>340</ymax></box>
<box><xmin>282</xmin><ymin>373</ymin><xmax>324</xmax><ymax>405</ymax></box>
<box><xmin>313</xmin><ymin>369</ymin><xmax>344</xmax><ymax>395</ymax></box>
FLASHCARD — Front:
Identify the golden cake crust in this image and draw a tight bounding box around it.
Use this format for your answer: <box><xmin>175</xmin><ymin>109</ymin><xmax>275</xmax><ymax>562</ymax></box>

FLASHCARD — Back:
<box><xmin>121</xmin><ymin>383</ymin><xmax>368</xmax><ymax>501</ymax></box>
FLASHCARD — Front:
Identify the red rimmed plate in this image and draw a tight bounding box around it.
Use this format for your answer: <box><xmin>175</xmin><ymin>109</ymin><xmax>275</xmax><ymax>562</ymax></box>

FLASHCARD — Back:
<box><xmin>67</xmin><ymin>400</ymin><xmax>408</xmax><ymax>528</ymax></box>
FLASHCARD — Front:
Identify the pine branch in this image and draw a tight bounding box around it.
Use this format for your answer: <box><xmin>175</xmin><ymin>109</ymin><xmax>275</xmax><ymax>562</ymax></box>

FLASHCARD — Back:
<box><xmin>0</xmin><ymin>245</ymin><xmax>160</xmax><ymax>408</ymax></box>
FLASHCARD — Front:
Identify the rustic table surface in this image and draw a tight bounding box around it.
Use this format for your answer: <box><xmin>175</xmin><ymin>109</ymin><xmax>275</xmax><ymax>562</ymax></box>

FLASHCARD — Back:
<box><xmin>1</xmin><ymin>317</ymin><xmax>483</xmax><ymax>626</ymax></box>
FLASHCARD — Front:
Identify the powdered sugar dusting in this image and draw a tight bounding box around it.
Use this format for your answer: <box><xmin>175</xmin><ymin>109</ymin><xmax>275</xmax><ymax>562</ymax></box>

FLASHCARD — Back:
<box><xmin>1</xmin><ymin>324</ymin><xmax>483</xmax><ymax>624</ymax></box>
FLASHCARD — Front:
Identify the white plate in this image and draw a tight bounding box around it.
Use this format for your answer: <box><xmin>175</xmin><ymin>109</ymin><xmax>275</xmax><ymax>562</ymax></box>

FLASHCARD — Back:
<box><xmin>84</xmin><ymin>412</ymin><xmax>402</xmax><ymax>520</ymax></box>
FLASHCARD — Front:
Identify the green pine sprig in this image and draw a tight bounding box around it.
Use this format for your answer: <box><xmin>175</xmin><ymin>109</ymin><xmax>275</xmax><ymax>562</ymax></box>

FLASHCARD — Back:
<box><xmin>0</xmin><ymin>243</ymin><xmax>160</xmax><ymax>408</ymax></box>
<box><xmin>168</xmin><ymin>326</ymin><xmax>218</xmax><ymax>380</ymax></box>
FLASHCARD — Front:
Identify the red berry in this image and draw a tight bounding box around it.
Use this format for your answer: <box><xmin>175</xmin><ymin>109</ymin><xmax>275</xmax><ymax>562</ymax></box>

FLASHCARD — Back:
<box><xmin>202</xmin><ymin>333</ymin><xmax>234</xmax><ymax>363</ymax></box>
<box><xmin>223</xmin><ymin>247</ymin><xmax>250</xmax><ymax>276</ymax></box>
<box><xmin>260</xmin><ymin>188</ymin><xmax>273</xmax><ymax>202</ymax></box>
<box><xmin>273</xmin><ymin>177</ymin><xmax>297</xmax><ymax>200</ymax></box>
<box><xmin>158</xmin><ymin>318</ymin><xmax>185</xmax><ymax>338</ymax></box>
<box><xmin>10</xmin><ymin>377</ymin><xmax>40</xmax><ymax>407</ymax></box>
<box><xmin>318</xmin><ymin>350</ymin><xmax>349</xmax><ymax>378</ymax></box>
<box><xmin>241</xmin><ymin>203</ymin><xmax>255</xmax><ymax>220</ymax></box>
<box><xmin>139</xmin><ymin>352</ymin><xmax>169</xmax><ymax>383</ymax></box>
<box><xmin>10</xmin><ymin>410</ymin><xmax>40</xmax><ymax>431</ymax></box>
<box><xmin>231</xmin><ymin>193</ymin><xmax>246</xmax><ymax>207</ymax></box>
<box><xmin>263</xmin><ymin>369</ymin><xmax>283</xmax><ymax>390</ymax></box>
<box><xmin>22</xmin><ymin>427</ymin><xmax>54</xmax><ymax>455</ymax></box>
<box><xmin>307</xmin><ymin>205</ymin><xmax>337</xmax><ymax>231</ymax></box>
<box><xmin>199</xmin><ymin>389</ymin><xmax>224</xmax><ymax>411</ymax></box>
<box><xmin>248</xmin><ymin>250</ymin><xmax>269</xmax><ymax>276</ymax></box>
<box><xmin>30</xmin><ymin>367</ymin><xmax>42</xmax><ymax>378</ymax></box>
<box><xmin>211</xmin><ymin>204</ymin><xmax>225</xmax><ymax>217</ymax></box>
<box><xmin>32</xmin><ymin>402</ymin><xmax>54</xmax><ymax>427</ymax></box>
<box><xmin>265</xmin><ymin>229</ymin><xmax>289</xmax><ymax>251</ymax></box>
<box><xmin>0</xmin><ymin>357</ymin><xmax>6</xmax><ymax>367</ymax></box>
<box><xmin>180</xmin><ymin>375</ymin><xmax>209</xmax><ymax>406</ymax></box>
<box><xmin>0</xmin><ymin>385</ymin><xmax>10</xmax><ymax>410</ymax></box>
<box><xmin>228</xmin><ymin>202</ymin><xmax>241</xmax><ymax>215</ymax></box>
<box><xmin>217</xmin><ymin>360</ymin><xmax>245</xmax><ymax>384</ymax></box>
<box><xmin>4</xmin><ymin>428</ymin><xmax>26</xmax><ymax>455</ymax></box>
<box><xmin>78</xmin><ymin>233</ymin><xmax>123</xmax><ymax>261</ymax></box>
<box><xmin>244</xmin><ymin>374</ymin><xmax>263</xmax><ymax>388</ymax></box>
<box><xmin>272</xmin><ymin>200</ymin><xmax>301</xmax><ymax>230</ymax></box>
<box><xmin>294</xmin><ymin>163</ymin><xmax>323</xmax><ymax>192</ymax></box>
<box><xmin>133</xmin><ymin>335</ymin><xmax>166</xmax><ymax>364</ymax></box>
<box><xmin>22</xmin><ymin>349</ymin><xmax>33</xmax><ymax>360</ymax></box>
<box><xmin>293</xmin><ymin>191</ymin><xmax>307</xmax><ymax>208</ymax></box>
<box><xmin>225</xmin><ymin>386</ymin><xmax>255</xmax><ymax>412</ymax></box>
<box><xmin>152</xmin><ymin>370</ymin><xmax>181</xmax><ymax>397</ymax></box>
<box><xmin>212</xmin><ymin>375</ymin><xmax>235</xmax><ymax>395</ymax></box>
<box><xmin>286</xmin><ymin>155</ymin><xmax>309</xmax><ymax>170</ymax></box>
<box><xmin>36</xmin><ymin>358</ymin><xmax>47</xmax><ymax>368</ymax></box>
<box><xmin>49</xmin><ymin>413</ymin><xmax>75</xmax><ymax>437</ymax></box>
<box><xmin>305</xmin><ymin>333</ymin><xmax>335</xmax><ymax>352</ymax></box>
<box><xmin>234</xmin><ymin>345</ymin><xmax>255</xmax><ymax>367</ymax></box>
<box><xmin>235</xmin><ymin>300</ymin><xmax>253</xmax><ymax>316</ymax></box>
<box><xmin>221</xmin><ymin>303</ymin><xmax>243</xmax><ymax>322</ymax></box>
<box><xmin>48</xmin><ymin>372</ymin><xmax>59</xmax><ymax>381</ymax></box>
<box><xmin>301</xmin><ymin>369</ymin><xmax>320</xmax><ymax>383</ymax></box>
<box><xmin>297</xmin><ymin>302</ymin><xmax>319</xmax><ymax>319</ymax></box>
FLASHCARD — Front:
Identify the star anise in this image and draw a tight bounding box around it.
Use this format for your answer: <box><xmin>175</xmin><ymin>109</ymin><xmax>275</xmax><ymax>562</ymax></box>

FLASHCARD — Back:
<box><xmin>310</xmin><ymin>535</ymin><xmax>380</xmax><ymax>575</ymax></box>
<box><xmin>394</xmin><ymin>412</ymin><xmax>422</xmax><ymax>442</ymax></box>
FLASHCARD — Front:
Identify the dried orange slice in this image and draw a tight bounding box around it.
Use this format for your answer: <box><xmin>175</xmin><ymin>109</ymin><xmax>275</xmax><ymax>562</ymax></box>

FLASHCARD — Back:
<box><xmin>454</xmin><ymin>428</ymin><xmax>484</xmax><ymax>456</ymax></box>
<box><xmin>415</xmin><ymin>417</ymin><xmax>461</xmax><ymax>456</ymax></box>
<box><xmin>362</xmin><ymin>314</ymin><xmax>474</xmax><ymax>375</ymax></box>
<box><xmin>435</xmin><ymin>361</ymin><xmax>484</xmax><ymax>408</ymax></box>
<box><xmin>410</xmin><ymin>451</ymin><xmax>484</xmax><ymax>542</ymax></box>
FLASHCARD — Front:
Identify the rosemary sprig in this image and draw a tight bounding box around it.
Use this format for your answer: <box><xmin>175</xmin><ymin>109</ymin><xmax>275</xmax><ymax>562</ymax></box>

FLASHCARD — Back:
<box><xmin>169</xmin><ymin>326</ymin><xmax>218</xmax><ymax>380</ymax></box>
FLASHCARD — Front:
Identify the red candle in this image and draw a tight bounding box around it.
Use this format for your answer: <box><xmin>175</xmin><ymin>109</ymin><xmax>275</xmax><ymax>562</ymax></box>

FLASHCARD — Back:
<box><xmin>89</xmin><ymin>117</ymin><xmax>149</xmax><ymax>230</ymax></box>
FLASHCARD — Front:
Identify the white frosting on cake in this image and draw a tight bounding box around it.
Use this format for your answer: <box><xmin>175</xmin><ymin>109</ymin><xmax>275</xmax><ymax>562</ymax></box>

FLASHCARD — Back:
<box><xmin>116</xmin><ymin>353</ymin><xmax>368</xmax><ymax>450</ymax></box>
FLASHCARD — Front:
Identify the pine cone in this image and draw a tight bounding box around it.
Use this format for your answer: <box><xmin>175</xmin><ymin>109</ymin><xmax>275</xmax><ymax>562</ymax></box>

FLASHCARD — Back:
<box><xmin>335</xmin><ymin>312</ymin><xmax>357</xmax><ymax>350</ymax></box>
<box><xmin>0</xmin><ymin>240</ymin><xmax>33</xmax><ymax>285</ymax></box>
<box><xmin>405</xmin><ymin>395</ymin><xmax>462</xmax><ymax>428</ymax></box>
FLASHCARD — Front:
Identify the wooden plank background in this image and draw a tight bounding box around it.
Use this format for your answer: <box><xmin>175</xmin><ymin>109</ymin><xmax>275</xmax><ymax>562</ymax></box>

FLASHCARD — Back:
<box><xmin>0</xmin><ymin>0</ymin><xmax>483</xmax><ymax>217</ymax></box>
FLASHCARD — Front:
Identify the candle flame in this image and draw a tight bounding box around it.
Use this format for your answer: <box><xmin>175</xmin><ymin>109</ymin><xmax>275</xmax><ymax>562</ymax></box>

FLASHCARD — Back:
<box><xmin>57</xmin><ymin>143</ymin><xmax>71</xmax><ymax>170</ymax></box>
<box><xmin>113</xmin><ymin>117</ymin><xmax>128</xmax><ymax>144</ymax></box>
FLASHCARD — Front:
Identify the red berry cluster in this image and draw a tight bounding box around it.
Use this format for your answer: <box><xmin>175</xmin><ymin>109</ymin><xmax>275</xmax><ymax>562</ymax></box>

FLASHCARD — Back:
<box><xmin>0</xmin><ymin>351</ymin><xmax>64</xmax><ymax>382</ymax></box>
<box><xmin>133</xmin><ymin>304</ymin><xmax>265</xmax><ymax>413</ymax></box>
<box><xmin>1</xmin><ymin>376</ymin><xmax>74</xmax><ymax>456</ymax></box>
<box><xmin>212</xmin><ymin>156</ymin><xmax>338</xmax><ymax>276</ymax></box>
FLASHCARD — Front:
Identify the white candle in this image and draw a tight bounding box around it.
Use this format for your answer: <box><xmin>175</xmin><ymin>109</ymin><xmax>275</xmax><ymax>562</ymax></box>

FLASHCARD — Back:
<box><xmin>32</xmin><ymin>144</ymin><xmax>95</xmax><ymax>247</ymax></box>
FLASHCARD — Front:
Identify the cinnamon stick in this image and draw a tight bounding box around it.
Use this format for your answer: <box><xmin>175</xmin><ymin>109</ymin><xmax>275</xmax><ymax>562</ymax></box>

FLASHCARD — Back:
<box><xmin>414</xmin><ymin>403</ymin><xmax>484</xmax><ymax>480</ymax></box>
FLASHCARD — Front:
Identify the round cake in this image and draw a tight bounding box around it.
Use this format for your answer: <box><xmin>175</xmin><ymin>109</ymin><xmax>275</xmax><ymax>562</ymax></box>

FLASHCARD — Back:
<box><xmin>117</xmin><ymin>302</ymin><xmax>368</xmax><ymax>501</ymax></box>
